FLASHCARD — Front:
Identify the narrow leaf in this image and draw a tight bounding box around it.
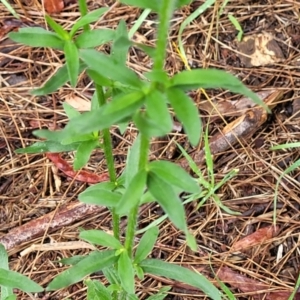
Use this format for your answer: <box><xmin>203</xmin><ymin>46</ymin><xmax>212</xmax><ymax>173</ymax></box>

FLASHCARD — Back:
<box><xmin>64</xmin><ymin>40</ymin><xmax>79</xmax><ymax>87</ymax></box>
<box><xmin>63</xmin><ymin>102</ymin><xmax>81</xmax><ymax>119</ymax></box>
<box><xmin>0</xmin><ymin>269</ymin><xmax>43</xmax><ymax>293</ymax></box>
<box><xmin>79</xmin><ymin>188</ymin><xmax>122</xmax><ymax>207</ymax></box>
<box><xmin>145</xmin><ymin>90</ymin><xmax>172</xmax><ymax>136</ymax></box>
<box><xmin>9</xmin><ymin>27</ymin><xmax>64</xmax><ymax>49</ymax></box>
<box><xmin>167</xmin><ymin>87</ymin><xmax>201</xmax><ymax>146</ymax></box>
<box><xmin>80</xmin><ymin>230</ymin><xmax>122</xmax><ymax>249</ymax></box>
<box><xmin>75</xmin><ymin>29</ymin><xmax>116</xmax><ymax>48</ymax></box>
<box><xmin>47</xmin><ymin>250</ymin><xmax>117</xmax><ymax>291</ymax></box>
<box><xmin>32</xmin><ymin>64</ymin><xmax>68</xmax><ymax>96</ymax></box>
<box><xmin>66</xmin><ymin>91</ymin><xmax>145</xmax><ymax>134</ymax></box>
<box><xmin>133</xmin><ymin>111</ymin><xmax>168</xmax><ymax>138</ymax></box>
<box><xmin>118</xmin><ymin>251</ymin><xmax>135</xmax><ymax>294</ymax></box>
<box><xmin>116</xmin><ymin>169</ymin><xmax>147</xmax><ymax>215</ymax></box>
<box><xmin>85</xmin><ymin>279</ymin><xmax>111</xmax><ymax>300</ymax></box>
<box><xmin>148</xmin><ymin>160</ymin><xmax>199</xmax><ymax>193</ymax></box>
<box><xmin>111</xmin><ymin>20</ymin><xmax>130</xmax><ymax>65</ymax></box>
<box><xmin>70</xmin><ymin>8</ymin><xmax>109</xmax><ymax>37</ymax></box>
<box><xmin>119</xmin><ymin>0</ymin><xmax>160</xmax><ymax>11</ymax></box>
<box><xmin>141</xmin><ymin>259</ymin><xmax>222</xmax><ymax>300</ymax></box>
<box><xmin>15</xmin><ymin>140</ymin><xmax>79</xmax><ymax>154</ymax></box>
<box><xmin>170</xmin><ymin>69</ymin><xmax>269</xmax><ymax>111</ymax></box>
<box><xmin>45</xmin><ymin>15</ymin><xmax>69</xmax><ymax>40</ymax></box>
<box><xmin>147</xmin><ymin>172</ymin><xmax>187</xmax><ymax>232</ymax></box>
<box><xmin>124</xmin><ymin>134</ymin><xmax>140</xmax><ymax>187</ymax></box>
<box><xmin>80</xmin><ymin>49</ymin><xmax>143</xmax><ymax>88</ymax></box>
<box><xmin>134</xmin><ymin>226</ymin><xmax>159</xmax><ymax>264</ymax></box>
<box><xmin>0</xmin><ymin>244</ymin><xmax>13</xmax><ymax>299</ymax></box>
<box><xmin>73</xmin><ymin>140</ymin><xmax>98</xmax><ymax>170</ymax></box>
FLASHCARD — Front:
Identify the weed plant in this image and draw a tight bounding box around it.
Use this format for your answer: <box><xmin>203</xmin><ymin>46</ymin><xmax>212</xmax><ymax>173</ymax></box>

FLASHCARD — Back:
<box><xmin>3</xmin><ymin>0</ymin><xmax>268</xmax><ymax>299</ymax></box>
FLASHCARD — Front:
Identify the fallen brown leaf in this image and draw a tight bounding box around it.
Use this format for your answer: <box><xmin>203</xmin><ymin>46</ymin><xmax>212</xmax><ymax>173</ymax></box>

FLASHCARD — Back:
<box><xmin>44</xmin><ymin>0</ymin><xmax>64</xmax><ymax>14</ymax></box>
<box><xmin>231</xmin><ymin>225</ymin><xmax>280</xmax><ymax>252</ymax></box>
<box><xmin>217</xmin><ymin>266</ymin><xmax>297</xmax><ymax>300</ymax></box>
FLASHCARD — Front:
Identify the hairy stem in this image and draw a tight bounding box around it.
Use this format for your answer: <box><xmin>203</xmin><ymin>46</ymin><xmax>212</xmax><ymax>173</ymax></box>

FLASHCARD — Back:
<box><xmin>124</xmin><ymin>134</ymin><xmax>149</xmax><ymax>257</ymax></box>
<box><xmin>95</xmin><ymin>84</ymin><xmax>119</xmax><ymax>240</ymax></box>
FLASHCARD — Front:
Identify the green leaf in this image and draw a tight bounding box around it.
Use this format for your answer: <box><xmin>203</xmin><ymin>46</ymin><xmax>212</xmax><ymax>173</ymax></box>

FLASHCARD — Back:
<box><xmin>80</xmin><ymin>49</ymin><xmax>143</xmax><ymax>88</ymax></box>
<box><xmin>73</xmin><ymin>140</ymin><xmax>98</xmax><ymax>170</ymax></box>
<box><xmin>1</xmin><ymin>0</ymin><xmax>19</xmax><ymax>19</ymax></box>
<box><xmin>67</xmin><ymin>91</ymin><xmax>145</xmax><ymax>134</ymax></box>
<box><xmin>170</xmin><ymin>69</ymin><xmax>269</xmax><ymax>111</ymax></box>
<box><xmin>3</xmin><ymin>295</ymin><xmax>16</xmax><ymax>300</ymax></box>
<box><xmin>70</xmin><ymin>7</ymin><xmax>109</xmax><ymax>37</ymax></box>
<box><xmin>124</xmin><ymin>134</ymin><xmax>140</xmax><ymax>187</ymax></box>
<box><xmin>167</xmin><ymin>87</ymin><xmax>201</xmax><ymax>146</ymax></box>
<box><xmin>87</xmin><ymin>69</ymin><xmax>114</xmax><ymax>87</ymax></box>
<box><xmin>133</xmin><ymin>43</ymin><xmax>156</xmax><ymax>58</ymax></box>
<box><xmin>134</xmin><ymin>264</ymin><xmax>144</xmax><ymax>280</ymax></box>
<box><xmin>145</xmin><ymin>90</ymin><xmax>172</xmax><ymax>136</ymax></box>
<box><xmin>147</xmin><ymin>172</ymin><xmax>187</xmax><ymax>232</ymax></box>
<box><xmin>148</xmin><ymin>160</ymin><xmax>200</xmax><ymax>193</ymax></box>
<box><xmin>63</xmin><ymin>102</ymin><xmax>81</xmax><ymax>119</ymax></box>
<box><xmin>47</xmin><ymin>250</ymin><xmax>117</xmax><ymax>291</ymax></box>
<box><xmin>32</xmin><ymin>64</ymin><xmax>68</xmax><ymax>96</ymax></box>
<box><xmin>79</xmin><ymin>188</ymin><xmax>122</xmax><ymax>207</ymax></box>
<box><xmin>0</xmin><ymin>269</ymin><xmax>43</xmax><ymax>293</ymax></box>
<box><xmin>133</xmin><ymin>111</ymin><xmax>168</xmax><ymax>138</ymax></box>
<box><xmin>58</xmin><ymin>255</ymin><xmax>86</xmax><ymax>266</ymax></box>
<box><xmin>64</xmin><ymin>40</ymin><xmax>79</xmax><ymax>87</ymax></box>
<box><xmin>140</xmin><ymin>259</ymin><xmax>222</xmax><ymax>300</ymax></box>
<box><xmin>75</xmin><ymin>29</ymin><xmax>116</xmax><ymax>48</ymax></box>
<box><xmin>9</xmin><ymin>27</ymin><xmax>64</xmax><ymax>49</ymax></box>
<box><xmin>116</xmin><ymin>169</ymin><xmax>147</xmax><ymax>215</ymax></box>
<box><xmin>85</xmin><ymin>279</ymin><xmax>111</xmax><ymax>300</ymax></box>
<box><xmin>0</xmin><ymin>244</ymin><xmax>14</xmax><ymax>299</ymax></box>
<box><xmin>15</xmin><ymin>140</ymin><xmax>79</xmax><ymax>154</ymax></box>
<box><xmin>119</xmin><ymin>0</ymin><xmax>160</xmax><ymax>11</ymax></box>
<box><xmin>146</xmin><ymin>287</ymin><xmax>171</xmax><ymax>300</ymax></box>
<box><xmin>118</xmin><ymin>251</ymin><xmax>134</xmax><ymax>294</ymax></box>
<box><xmin>103</xmin><ymin>266</ymin><xmax>120</xmax><ymax>285</ymax></box>
<box><xmin>80</xmin><ymin>230</ymin><xmax>122</xmax><ymax>249</ymax></box>
<box><xmin>111</xmin><ymin>21</ymin><xmax>130</xmax><ymax>65</ymax></box>
<box><xmin>134</xmin><ymin>227</ymin><xmax>159</xmax><ymax>264</ymax></box>
<box><xmin>45</xmin><ymin>15</ymin><xmax>69</xmax><ymax>40</ymax></box>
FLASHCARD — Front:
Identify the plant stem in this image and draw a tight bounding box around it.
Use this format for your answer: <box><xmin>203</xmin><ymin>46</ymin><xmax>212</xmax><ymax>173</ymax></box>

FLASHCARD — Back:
<box><xmin>152</xmin><ymin>0</ymin><xmax>176</xmax><ymax>72</ymax></box>
<box><xmin>124</xmin><ymin>134</ymin><xmax>149</xmax><ymax>257</ymax></box>
<box><xmin>95</xmin><ymin>84</ymin><xmax>119</xmax><ymax>240</ymax></box>
<box><xmin>78</xmin><ymin>0</ymin><xmax>90</xmax><ymax>32</ymax></box>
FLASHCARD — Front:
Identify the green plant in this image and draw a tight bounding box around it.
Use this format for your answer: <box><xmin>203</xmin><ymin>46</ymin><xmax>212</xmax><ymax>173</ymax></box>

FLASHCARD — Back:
<box><xmin>9</xmin><ymin>0</ymin><xmax>268</xmax><ymax>298</ymax></box>
<box><xmin>0</xmin><ymin>244</ymin><xmax>43</xmax><ymax>299</ymax></box>
<box><xmin>271</xmin><ymin>142</ymin><xmax>300</xmax><ymax>224</ymax></box>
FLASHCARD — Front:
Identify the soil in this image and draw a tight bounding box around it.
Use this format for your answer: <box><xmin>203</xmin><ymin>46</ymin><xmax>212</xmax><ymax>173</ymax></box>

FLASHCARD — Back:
<box><xmin>1</xmin><ymin>0</ymin><xmax>300</xmax><ymax>299</ymax></box>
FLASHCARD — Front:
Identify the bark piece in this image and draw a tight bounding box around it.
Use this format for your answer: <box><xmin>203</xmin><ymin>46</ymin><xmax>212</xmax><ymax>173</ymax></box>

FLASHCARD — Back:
<box><xmin>0</xmin><ymin>202</ymin><xmax>106</xmax><ymax>254</ymax></box>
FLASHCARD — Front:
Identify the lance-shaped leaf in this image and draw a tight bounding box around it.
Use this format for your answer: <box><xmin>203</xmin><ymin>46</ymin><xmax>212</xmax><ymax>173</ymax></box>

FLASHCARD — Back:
<box><xmin>64</xmin><ymin>40</ymin><xmax>79</xmax><ymax>87</ymax></box>
<box><xmin>70</xmin><ymin>7</ymin><xmax>109</xmax><ymax>37</ymax></box>
<box><xmin>147</xmin><ymin>172</ymin><xmax>187</xmax><ymax>232</ymax></box>
<box><xmin>75</xmin><ymin>29</ymin><xmax>116</xmax><ymax>48</ymax></box>
<box><xmin>148</xmin><ymin>160</ymin><xmax>199</xmax><ymax>193</ymax></box>
<box><xmin>80</xmin><ymin>230</ymin><xmax>122</xmax><ymax>249</ymax></box>
<box><xmin>47</xmin><ymin>250</ymin><xmax>117</xmax><ymax>291</ymax></box>
<box><xmin>9</xmin><ymin>27</ymin><xmax>64</xmax><ymax>49</ymax></box>
<box><xmin>45</xmin><ymin>15</ymin><xmax>69</xmax><ymax>40</ymax></box>
<box><xmin>167</xmin><ymin>87</ymin><xmax>201</xmax><ymax>146</ymax></box>
<box><xmin>118</xmin><ymin>251</ymin><xmax>134</xmax><ymax>294</ymax></box>
<box><xmin>170</xmin><ymin>69</ymin><xmax>269</xmax><ymax>111</ymax></box>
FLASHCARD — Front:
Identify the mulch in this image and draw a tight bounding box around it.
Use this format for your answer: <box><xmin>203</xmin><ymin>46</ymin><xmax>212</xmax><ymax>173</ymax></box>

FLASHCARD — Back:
<box><xmin>1</xmin><ymin>0</ymin><xmax>300</xmax><ymax>299</ymax></box>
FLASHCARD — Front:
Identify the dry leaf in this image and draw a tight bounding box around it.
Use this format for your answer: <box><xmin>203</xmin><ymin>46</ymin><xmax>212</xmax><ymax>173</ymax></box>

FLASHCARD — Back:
<box><xmin>237</xmin><ymin>32</ymin><xmax>284</xmax><ymax>67</ymax></box>
<box><xmin>217</xmin><ymin>266</ymin><xmax>297</xmax><ymax>300</ymax></box>
<box><xmin>231</xmin><ymin>225</ymin><xmax>280</xmax><ymax>252</ymax></box>
<box><xmin>65</xmin><ymin>94</ymin><xmax>91</xmax><ymax>111</ymax></box>
<box><xmin>44</xmin><ymin>0</ymin><xmax>64</xmax><ymax>14</ymax></box>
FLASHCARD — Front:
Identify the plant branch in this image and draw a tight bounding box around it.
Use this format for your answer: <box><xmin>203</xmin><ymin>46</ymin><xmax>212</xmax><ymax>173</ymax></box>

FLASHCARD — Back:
<box><xmin>125</xmin><ymin>134</ymin><xmax>149</xmax><ymax>257</ymax></box>
<box><xmin>95</xmin><ymin>84</ymin><xmax>119</xmax><ymax>240</ymax></box>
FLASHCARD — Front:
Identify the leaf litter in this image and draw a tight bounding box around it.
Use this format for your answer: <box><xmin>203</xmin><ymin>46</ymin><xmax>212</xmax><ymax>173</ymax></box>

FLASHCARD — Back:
<box><xmin>1</xmin><ymin>0</ymin><xmax>300</xmax><ymax>299</ymax></box>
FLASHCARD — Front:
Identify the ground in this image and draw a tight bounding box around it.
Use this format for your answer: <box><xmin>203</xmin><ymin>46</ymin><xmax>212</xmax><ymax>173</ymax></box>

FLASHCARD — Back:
<box><xmin>1</xmin><ymin>0</ymin><xmax>300</xmax><ymax>299</ymax></box>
